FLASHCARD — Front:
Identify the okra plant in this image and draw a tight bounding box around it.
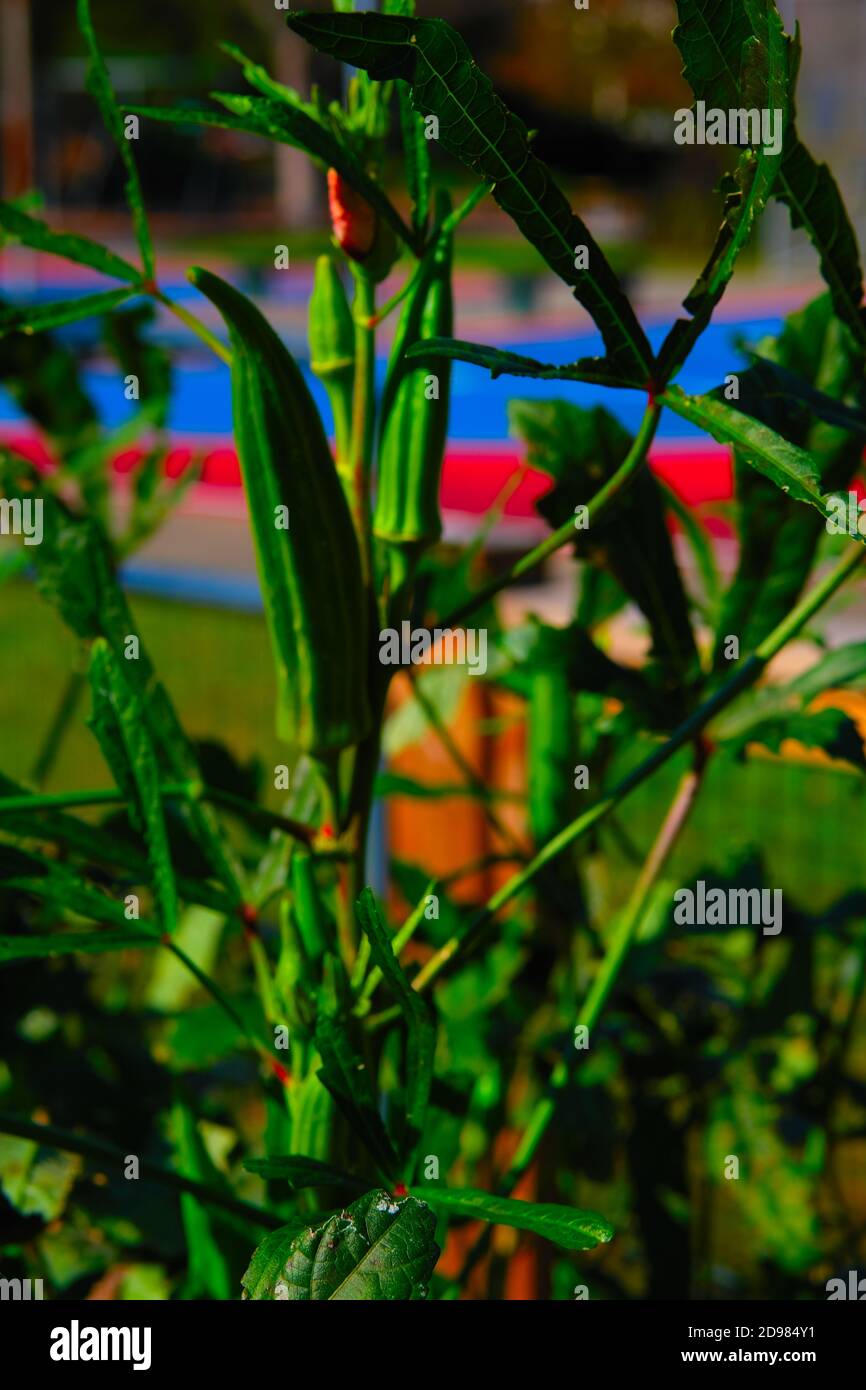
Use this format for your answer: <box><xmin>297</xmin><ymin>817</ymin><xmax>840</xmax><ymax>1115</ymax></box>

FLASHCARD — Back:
<box><xmin>2</xmin><ymin>0</ymin><xmax>866</xmax><ymax>1300</ymax></box>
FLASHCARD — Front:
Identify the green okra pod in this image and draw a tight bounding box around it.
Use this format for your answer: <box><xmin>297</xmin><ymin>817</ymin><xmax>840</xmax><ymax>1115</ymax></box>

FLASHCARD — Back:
<box><xmin>191</xmin><ymin>267</ymin><xmax>372</xmax><ymax>756</ymax></box>
<box><xmin>373</xmin><ymin>211</ymin><xmax>454</xmax><ymax>556</ymax></box>
<box><xmin>308</xmin><ymin>255</ymin><xmax>355</xmax><ymax>484</ymax></box>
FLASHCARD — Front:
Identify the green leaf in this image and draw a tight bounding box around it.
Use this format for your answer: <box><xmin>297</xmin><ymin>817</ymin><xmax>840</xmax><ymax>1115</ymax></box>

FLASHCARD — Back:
<box><xmin>776</xmin><ymin>135</ymin><xmax>866</xmax><ymax>349</ymax></box>
<box><xmin>242</xmin><ymin>1189</ymin><xmax>439</xmax><ymax>1299</ymax></box>
<box><xmin>661</xmin><ymin>385</ymin><xmax>831</xmax><ymax>516</ymax></box>
<box><xmin>417</xmin><ymin>1186</ymin><xmax>614</xmax><ymax>1251</ymax></box>
<box><xmin>717</xmin><ymin>704</ymin><xmax>866</xmax><ymax>768</ymax></box>
<box><xmin>723</xmin><ymin>356</ymin><xmax>866</xmax><ymax>440</ymax></box>
<box><xmin>87</xmin><ymin>639</ymin><xmax>178</xmax><ymax>934</ymax></box>
<box><xmin>510</xmin><ymin>399</ymin><xmax>700</xmax><ymax>711</ymax></box>
<box><xmin>0</xmin><ymin>842</ymin><xmax>149</xmax><ymax>930</ymax></box>
<box><xmin>712</xmin><ymin>641</ymin><xmax>866</xmax><ymax>754</ymax></box>
<box><xmin>407</xmin><ymin>337</ymin><xmax>636</xmax><ymax>386</ymax></box>
<box><xmin>0</xmin><ymin>202</ymin><xmax>141</xmax><ymax>284</ymax></box>
<box><xmin>191</xmin><ymin>268</ymin><xmax>372</xmax><ymax>755</ymax></box>
<box><xmin>676</xmin><ymin>0</ymin><xmax>866</xmax><ymax>348</ymax></box>
<box><xmin>672</xmin><ymin>0</ymin><xmax>753</xmax><ymax>106</ymax></box>
<box><xmin>315</xmin><ymin>1015</ymin><xmax>400</xmax><ymax>1179</ymax></box>
<box><xmin>0</xmin><ymin>929</ymin><xmax>155</xmax><ymax>962</ymax></box>
<box><xmin>133</xmin><ymin>98</ymin><xmax>417</xmax><ymax>253</ymax></box>
<box><xmin>77</xmin><ymin>0</ymin><xmax>154</xmax><ymax>277</ymax></box>
<box><xmin>243</xmin><ymin>1155</ymin><xmax>368</xmax><ymax>1192</ymax></box>
<box><xmin>355</xmin><ymin>888</ymin><xmax>434</xmax><ymax>1156</ymax></box>
<box><xmin>659</xmin><ymin>0</ymin><xmax>794</xmax><ymax>382</ymax></box>
<box><xmin>710</xmin><ymin>295</ymin><xmax>866</xmax><ymax>660</ymax></box>
<box><xmin>0</xmin><ymin>310</ymin><xmax>97</xmax><ymax>447</ymax></box>
<box><xmin>0</xmin><ymin>287</ymin><xmax>137</xmax><ymax>337</ymax></box>
<box><xmin>287</xmin><ymin>11</ymin><xmax>652</xmax><ymax>386</ymax></box>
<box><xmin>0</xmin><ymin>771</ymin><xmax>234</xmax><ymax>917</ymax></box>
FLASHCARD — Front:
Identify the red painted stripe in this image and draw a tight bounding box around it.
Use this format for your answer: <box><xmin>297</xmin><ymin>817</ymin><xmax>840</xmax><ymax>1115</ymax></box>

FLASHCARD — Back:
<box><xmin>0</xmin><ymin>428</ymin><xmax>740</xmax><ymax>513</ymax></box>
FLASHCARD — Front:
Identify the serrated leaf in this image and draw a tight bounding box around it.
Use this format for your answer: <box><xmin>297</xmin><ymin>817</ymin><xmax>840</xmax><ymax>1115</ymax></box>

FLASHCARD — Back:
<box><xmin>0</xmin><ymin>929</ymin><xmax>154</xmax><ymax>962</ymax></box>
<box><xmin>417</xmin><ymin>1186</ymin><xmax>613</xmax><ymax>1251</ymax></box>
<box><xmin>659</xmin><ymin>0</ymin><xmax>794</xmax><ymax>382</ymax></box>
<box><xmin>242</xmin><ymin>1189</ymin><xmax>438</xmax><ymax>1299</ymax></box>
<box><xmin>661</xmin><ymin>385</ymin><xmax>832</xmax><ymax>516</ymax></box>
<box><xmin>355</xmin><ymin>888</ymin><xmax>434</xmax><ymax>1157</ymax></box>
<box><xmin>315</xmin><ymin>1015</ymin><xmax>400</xmax><ymax>1179</ymax></box>
<box><xmin>711</xmin><ymin>295</ymin><xmax>866</xmax><ymax>661</ymax></box>
<box><xmin>243</xmin><ymin>1155</ymin><xmax>368</xmax><ymax>1192</ymax></box>
<box><xmin>675</xmin><ymin>0</ymin><xmax>866</xmax><ymax>352</ymax></box>
<box><xmin>408</xmin><ymin>337</ymin><xmax>636</xmax><ymax>386</ymax></box>
<box><xmin>77</xmin><ymin>0</ymin><xmax>154</xmax><ymax>277</ymax></box>
<box><xmin>722</xmin><ymin>356</ymin><xmax>866</xmax><ymax>439</ymax></box>
<box><xmin>0</xmin><ymin>202</ymin><xmax>141</xmax><ymax>284</ymax></box>
<box><xmin>287</xmin><ymin>11</ymin><xmax>652</xmax><ymax>385</ymax></box>
<box><xmin>87</xmin><ymin>639</ymin><xmax>178</xmax><ymax>933</ymax></box>
<box><xmin>0</xmin><ymin>287</ymin><xmax>137</xmax><ymax>337</ymax></box>
<box><xmin>776</xmin><ymin>135</ymin><xmax>866</xmax><ymax>349</ymax></box>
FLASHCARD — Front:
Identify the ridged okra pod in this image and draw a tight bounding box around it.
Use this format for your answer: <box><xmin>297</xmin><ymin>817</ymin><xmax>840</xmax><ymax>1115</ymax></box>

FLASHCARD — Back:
<box><xmin>308</xmin><ymin>255</ymin><xmax>355</xmax><ymax>488</ymax></box>
<box><xmin>373</xmin><ymin>217</ymin><xmax>453</xmax><ymax>560</ymax></box>
<box><xmin>191</xmin><ymin>267</ymin><xmax>372</xmax><ymax>756</ymax></box>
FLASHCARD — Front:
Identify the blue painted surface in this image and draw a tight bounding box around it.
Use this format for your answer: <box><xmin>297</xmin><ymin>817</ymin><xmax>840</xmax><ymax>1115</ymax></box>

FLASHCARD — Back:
<box><xmin>0</xmin><ymin>297</ymin><xmax>781</xmax><ymax>443</ymax></box>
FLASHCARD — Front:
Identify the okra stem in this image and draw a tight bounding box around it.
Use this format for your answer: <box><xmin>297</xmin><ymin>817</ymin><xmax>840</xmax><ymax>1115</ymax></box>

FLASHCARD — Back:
<box><xmin>350</xmin><ymin>270</ymin><xmax>377</xmax><ymax>585</ymax></box>
<box><xmin>153</xmin><ymin>287</ymin><xmax>232</xmax><ymax>365</ymax></box>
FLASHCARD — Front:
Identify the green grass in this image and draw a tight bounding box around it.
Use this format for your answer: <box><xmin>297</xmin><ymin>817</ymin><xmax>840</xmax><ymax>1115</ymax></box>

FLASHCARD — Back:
<box><xmin>0</xmin><ymin>579</ymin><xmax>283</xmax><ymax>799</ymax></box>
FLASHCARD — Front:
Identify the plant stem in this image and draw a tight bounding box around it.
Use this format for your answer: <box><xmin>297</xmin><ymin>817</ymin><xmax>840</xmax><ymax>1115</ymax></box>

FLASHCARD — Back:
<box><xmin>411</xmin><ymin>541</ymin><xmax>866</xmax><ymax>993</ymax></box>
<box><xmin>439</xmin><ymin>400</ymin><xmax>662</xmax><ymax>630</ymax></box>
<box><xmin>577</xmin><ymin>759</ymin><xmax>704</xmax><ymax>1036</ymax></box>
<box><xmin>350</xmin><ymin>270</ymin><xmax>376</xmax><ymax>585</ymax></box>
<box><xmin>153</xmin><ymin>288</ymin><xmax>232</xmax><ymax>365</ymax></box>
<box><xmin>0</xmin><ymin>1113</ymin><xmax>280</xmax><ymax>1228</ymax></box>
